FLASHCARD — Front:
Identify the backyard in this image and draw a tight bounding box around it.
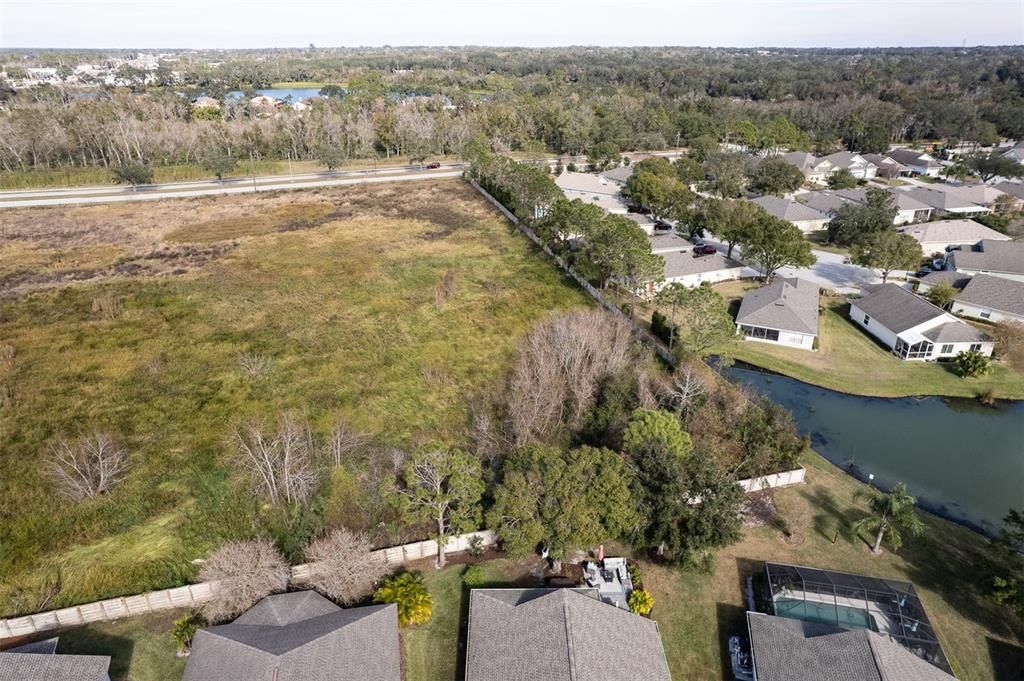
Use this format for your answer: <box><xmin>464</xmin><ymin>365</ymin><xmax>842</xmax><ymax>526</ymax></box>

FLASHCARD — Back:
<box><xmin>23</xmin><ymin>451</ymin><xmax>1022</xmax><ymax>681</ymax></box>
<box><xmin>0</xmin><ymin>178</ymin><xmax>588</xmax><ymax>616</ymax></box>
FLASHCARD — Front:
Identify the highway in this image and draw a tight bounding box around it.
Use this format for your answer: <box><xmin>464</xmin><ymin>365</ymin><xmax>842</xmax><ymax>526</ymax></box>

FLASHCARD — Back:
<box><xmin>0</xmin><ymin>163</ymin><xmax>466</xmax><ymax>208</ymax></box>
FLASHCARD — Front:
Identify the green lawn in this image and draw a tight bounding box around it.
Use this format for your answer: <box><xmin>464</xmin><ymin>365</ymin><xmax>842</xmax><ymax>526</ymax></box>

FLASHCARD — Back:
<box><xmin>724</xmin><ymin>298</ymin><xmax>1024</xmax><ymax>399</ymax></box>
<box><xmin>0</xmin><ymin>180</ymin><xmax>588</xmax><ymax>615</ymax></box>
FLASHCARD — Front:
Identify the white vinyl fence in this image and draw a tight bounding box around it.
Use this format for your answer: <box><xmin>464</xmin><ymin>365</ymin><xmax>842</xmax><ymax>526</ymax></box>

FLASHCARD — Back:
<box><xmin>0</xmin><ymin>530</ymin><xmax>496</xmax><ymax>640</ymax></box>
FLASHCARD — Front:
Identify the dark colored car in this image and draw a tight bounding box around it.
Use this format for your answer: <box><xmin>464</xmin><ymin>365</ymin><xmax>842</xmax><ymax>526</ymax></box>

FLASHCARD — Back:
<box><xmin>426</xmin><ymin>161</ymin><xmax>442</xmax><ymax>169</ymax></box>
<box><xmin>627</xmin><ymin>204</ymin><xmax>652</xmax><ymax>214</ymax></box>
<box><xmin>653</xmin><ymin>220</ymin><xmax>673</xmax><ymax>231</ymax></box>
<box><xmin>693</xmin><ymin>244</ymin><xmax>717</xmax><ymax>256</ymax></box>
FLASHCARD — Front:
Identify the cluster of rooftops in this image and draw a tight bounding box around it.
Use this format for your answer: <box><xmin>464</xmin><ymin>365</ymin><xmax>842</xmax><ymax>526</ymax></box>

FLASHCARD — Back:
<box><xmin>0</xmin><ymin>560</ymin><xmax>959</xmax><ymax>681</ymax></box>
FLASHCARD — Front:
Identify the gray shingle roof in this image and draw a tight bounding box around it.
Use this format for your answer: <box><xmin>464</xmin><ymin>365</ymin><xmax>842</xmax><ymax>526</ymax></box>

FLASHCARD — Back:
<box><xmin>465</xmin><ymin>588</ymin><xmax>672</xmax><ymax>681</ymax></box>
<box><xmin>661</xmin><ymin>249</ymin><xmax>744</xmax><ymax>279</ymax></box>
<box><xmin>898</xmin><ymin>219</ymin><xmax>1009</xmax><ymax>247</ymax></box>
<box><xmin>886</xmin><ymin>149</ymin><xmax>941</xmax><ymax>169</ymax></box>
<box><xmin>956</xmin><ymin>273</ymin><xmax>1024</xmax><ymax>316</ymax></box>
<box><xmin>833</xmin><ymin>187</ymin><xmax>931</xmax><ymax>212</ymax></box>
<box><xmin>901</xmin><ymin>187</ymin><xmax>981</xmax><ymax>211</ymax></box>
<box><xmin>949</xmin><ymin>239</ymin><xmax>1024</xmax><ymax>276</ymax></box>
<box><xmin>921</xmin><ymin>321</ymin><xmax>989</xmax><ymax>343</ymax></box>
<box><xmin>183</xmin><ymin>593</ymin><xmax>400</xmax><ymax>681</ymax></box>
<box><xmin>747</xmin><ymin>613</ymin><xmax>957</xmax><ymax>681</ymax></box>
<box><xmin>918</xmin><ymin>271</ymin><xmax>972</xmax><ymax>289</ymax></box>
<box><xmin>798</xmin><ymin>190</ymin><xmax>854</xmax><ymax>215</ymax></box>
<box><xmin>751</xmin><ymin>196</ymin><xmax>829</xmax><ymax>222</ymax></box>
<box><xmin>853</xmin><ymin>284</ymin><xmax>945</xmax><ymax>333</ymax></box>
<box><xmin>648</xmin><ymin>231</ymin><xmax>693</xmax><ymax>254</ymax></box>
<box><xmin>994</xmin><ymin>181</ymin><xmax>1024</xmax><ymax>200</ymax></box>
<box><xmin>736</xmin><ymin>277</ymin><xmax>820</xmax><ymax>335</ymax></box>
<box><xmin>600</xmin><ymin>165</ymin><xmax>634</xmax><ymax>183</ymax></box>
<box><xmin>0</xmin><ymin>652</ymin><xmax>110</xmax><ymax>681</ymax></box>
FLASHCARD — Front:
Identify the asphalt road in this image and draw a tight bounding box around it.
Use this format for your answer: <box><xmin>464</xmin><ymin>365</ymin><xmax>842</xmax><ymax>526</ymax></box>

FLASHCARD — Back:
<box><xmin>0</xmin><ymin>163</ymin><xmax>466</xmax><ymax>208</ymax></box>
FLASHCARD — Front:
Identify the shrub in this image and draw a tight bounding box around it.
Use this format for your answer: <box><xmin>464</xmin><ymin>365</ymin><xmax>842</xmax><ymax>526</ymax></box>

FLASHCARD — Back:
<box><xmin>170</xmin><ymin>612</ymin><xmax>204</xmax><ymax>656</ymax></box>
<box><xmin>47</xmin><ymin>432</ymin><xmax>130</xmax><ymax>501</ymax></box>
<box><xmin>567</xmin><ymin>162</ymin><xmax>578</xmax><ymax>172</ymax></box>
<box><xmin>627</xmin><ymin>561</ymin><xmax>644</xmax><ymax>590</ymax></box>
<box><xmin>373</xmin><ymin>572</ymin><xmax>433</xmax><ymax>627</ymax></box>
<box><xmin>91</xmin><ymin>294</ymin><xmax>124</xmax><ymax>321</ymax></box>
<box><xmin>303</xmin><ymin>528</ymin><xmax>388</xmax><ymax>605</ymax></box>
<box><xmin>462</xmin><ymin>564</ymin><xmax>486</xmax><ymax>588</ymax></box>
<box><xmin>650</xmin><ymin>310</ymin><xmax>679</xmax><ymax>346</ymax></box>
<box><xmin>466</xmin><ymin>534</ymin><xmax>485</xmax><ymax>558</ymax></box>
<box><xmin>628</xmin><ymin>589</ymin><xmax>654</xmax><ymax>616</ymax></box>
<box><xmin>198</xmin><ymin>538</ymin><xmax>290</xmax><ymax>622</ymax></box>
<box><xmin>954</xmin><ymin>350</ymin><xmax>992</xmax><ymax>378</ymax></box>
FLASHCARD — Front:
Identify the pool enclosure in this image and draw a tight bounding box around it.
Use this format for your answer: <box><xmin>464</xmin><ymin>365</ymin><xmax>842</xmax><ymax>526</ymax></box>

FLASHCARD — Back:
<box><xmin>763</xmin><ymin>562</ymin><xmax>953</xmax><ymax>674</ymax></box>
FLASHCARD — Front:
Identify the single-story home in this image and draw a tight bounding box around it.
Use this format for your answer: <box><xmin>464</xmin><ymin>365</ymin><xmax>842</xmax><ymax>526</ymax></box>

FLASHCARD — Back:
<box><xmin>750</xmin><ymin>195</ymin><xmax>830</xmax><ymax>232</ymax></box>
<box><xmin>885</xmin><ymin>149</ymin><xmax>944</xmax><ymax>177</ymax></box>
<box><xmin>599</xmin><ymin>165</ymin><xmax>634</xmax><ymax>185</ymax></box>
<box><xmin>818</xmin><ymin>151</ymin><xmax>878</xmax><ymax>179</ymax></box>
<box><xmin>930</xmin><ymin>183</ymin><xmax>1015</xmax><ymax>210</ymax></box>
<box><xmin>862</xmin><ymin>153</ymin><xmax>911</xmax><ymax>178</ymax></box>
<box><xmin>648</xmin><ymin>231</ymin><xmax>693</xmax><ymax>254</ymax></box>
<box><xmin>0</xmin><ymin>637</ymin><xmax>110</xmax><ymax>681</ymax></box>
<box><xmin>797</xmin><ymin>190</ymin><xmax>857</xmax><ymax>217</ymax></box>
<box><xmin>648</xmin><ymin>246</ymin><xmax>747</xmax><ymax>292</ymax></box>
<box><xmin>833</xmin><ymin>187</ymin><xmax>933</xmax><ymax>224</ymax></box>
<box><xmin>183</xmin><ymin>591</ymin><xmax>401</xmax><ymax>681</ymax></box>
<box><xmin>746</xmin><ymin>613</ymin><xmax>957</xmax><ymax>681</ymax></box>
<box><xmin>947</xmin><ymin>239</ymin><xmax>1024</xmax><ymax>282</ymax></box>
<box><xmin>850</xmin><ymin>284</ymin><xmax>993</xmax><ymax>360</ymax></box>
<box><xmin>735</xmin><ymin>277</ymin><xmax>819</xmax><ymax>350</ymax></box>
<box><xmin>915</xmin><ymin>269</ymin><xmax>972</xmax><ymax>294</ymax></box>
<box><xmin>994</xmin><ymin>180</ymin><xmax>1024</xmax><ymax>201</ymax></box>
<box><xmin>1001</xmin><ymin>141</ymin><xmax>1024</xmax><ymax>164</ymax></box>
<box><xmin>900</xmin><ymin>187</ymin><xmax>991</xmax><ymax>217</ymax></box>
<box><xmin>775</xmin><ymin>151</ymin><xmax>834</xmax><ymax>184</ymax></box>
<box><xmin>465</xmin><ymin>588</ymin><xmax>672</xmax><ymax>681</ymax></box>
<box><xmin>951</xmin><ymin>273</ymin><xmax>1024</xmax><ymax>323</ymax></box>
<box><xmin>898</xmin><ymin>219</ymin><xmax>1011</xmax><ymax>255</ymax></box>
<box><xmin>555</xmin><ymin>171</ymin><xmax>629</xmax><ymax>214</ymax></box>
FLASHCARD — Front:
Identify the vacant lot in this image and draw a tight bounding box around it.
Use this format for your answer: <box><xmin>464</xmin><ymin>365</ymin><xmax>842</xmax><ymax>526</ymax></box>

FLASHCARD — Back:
<box><xmin>0</xmin><ymin>179</ymin><xmax>588</xmax><ymax>615</ymax></box>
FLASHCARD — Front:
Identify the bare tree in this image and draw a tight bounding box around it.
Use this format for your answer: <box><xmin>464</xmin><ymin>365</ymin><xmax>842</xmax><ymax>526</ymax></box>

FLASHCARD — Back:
<box><xmin>324</xmin><ymin>420</ymin><xmax>370</xmax><ymax>467</ymax></box>
<box><xmin>198</xmin><ymin>538</ymin><xmax>290</xmax><ymax>622</ymax></box>
<box><xmin>301</xmin><ymin>528</ymin><xmax>387</xmax><ymax>604</ymax></box>
<box><xmin>47</xmin><ymin>432</ymin><xmax>130</xmax><ymax>501</ymax></box>
<box><xmin>233</xmin><ymin>412</ymin><xmax>319</xmax><ymax>505</ymax></box>
<box><xmin>237</xmin><ymin>352</ymin><xmax>273</xmax><ymax>379</ymax></box>
<box><xmin>664</xmin><ymin>363</ymin><xmax>707</xmax><ymax>416</ymax></box>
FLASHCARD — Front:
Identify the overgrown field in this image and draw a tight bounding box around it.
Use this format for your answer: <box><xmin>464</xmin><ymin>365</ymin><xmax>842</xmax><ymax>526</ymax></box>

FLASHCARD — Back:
<box><xmin>0</xmin><ymin>179</ymin><xmax>588</xmax><ymax>616</ymax></box>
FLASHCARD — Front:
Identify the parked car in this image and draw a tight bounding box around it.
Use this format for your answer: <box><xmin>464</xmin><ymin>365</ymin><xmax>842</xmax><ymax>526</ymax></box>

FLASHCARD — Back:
<box><xmin>693</xmin><ymin>244</ymin><xmax>717</xmax><ymax>256</ymax></box>
<box><xmin>426</xmin><ymin>161</ymin><xmax>441</xmax><ymax>169</ymax></box>
<box><xmin>932</xmin><ymin>258</ymin><xmax>946</xmax><ymax>270</ymax></box>
<box><xmin>653</xmin><ymin>220</ymin><xmax>673</xmax><ymax>231</ymax></box>
<box><xmin>728</xmin><ymin>636</ymin><xmax>754</xmax><ymax>681</ymax></box>
<box><xmin>627</xmin><ymin>204</ymin><xmax>651</xmax><ymax>214</ymax></box>
<box><xmin>915</xmin><ymin>266</ymin><xmax>934</xmax><ymax>277</ymax></box>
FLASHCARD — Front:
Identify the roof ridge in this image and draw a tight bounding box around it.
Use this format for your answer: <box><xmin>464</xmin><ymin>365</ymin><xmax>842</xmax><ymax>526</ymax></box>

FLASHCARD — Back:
<box><xmin>562</xmin><ymin>595</ymin><xmax>578</xmax><ymax>681</ymax></box>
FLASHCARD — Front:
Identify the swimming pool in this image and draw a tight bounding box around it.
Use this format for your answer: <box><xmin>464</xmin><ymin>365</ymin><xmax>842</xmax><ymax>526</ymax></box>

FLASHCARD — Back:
<box><xmin>774</xmin><ymin>597</ymin><xmax>879</xmax><ymax>632</ymax></box>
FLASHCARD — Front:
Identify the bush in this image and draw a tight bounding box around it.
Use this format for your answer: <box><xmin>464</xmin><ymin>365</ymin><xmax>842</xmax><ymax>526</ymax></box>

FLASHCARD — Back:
<box><xmin>373</xmin><ymin>572</ymin><xmax>433</xmax><ymax>627</ymax></box>
<box><xmin>303</xmin><ymin>528</ymin><xmax>388</xmax><ymax>605</ymax></box>
<box><xmin>628</xmin><ymin>588</ymin><xmax>654</xmax><ymax>616</ymax></box>
<box><xmin>170</xmin><ymin>612</ymin><xmax>204</xmax><ymax>655</ymax></box>
<box><xmin>650</xmin><ymin>310</ymin><xmax>679</xmax><ymax>346</ymax></box>
<box><xmin>627</xmin><ymin>561</ymin><xmax>644</xmax><ymax>589</ymax></box>
<box><xmin>566</xmin><ymin>162</ymin><xmax>578</xmax><ymax>172</ymax></box>
<box><xmin>462</xmin><ymin>564</ymin><xmax>486</xmax><ymax>588</ymax></box>
<box><xmin>198</xmin><ymin>538</ymin><xmax>290</xmax><ymax>622</ymax></box>
<box><xmin>466</xmin><ymin>534</ymin><xmax>485</xmax><ymax>558</ymax></box>
<box><xmin>954</xmin><ymin>350</ymin><xmax>992</xmax><ymax>378</ymax></box>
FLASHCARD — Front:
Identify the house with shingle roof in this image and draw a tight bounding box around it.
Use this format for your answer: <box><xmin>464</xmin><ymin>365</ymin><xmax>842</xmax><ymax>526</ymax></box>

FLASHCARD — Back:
<box><xmin>750</xmin><ymin>196</ymin><xmax>829</xmax><ymax>232</ymax></box>
<box><xmin>746</xmin><ymin>613</ymin><xmax>958</xmax><ymax>681</ymax></box>
<box><xmin>772</xmin><ymin>151</ymin><xmax>834</xmax><ymax>184</ymax></box>
<box><xmin>915</xmin><ymin>270</ymin><xmax>972</xmax><ymax>294</ymax></box>
<box><xmin>930</xmin><ymin>183</ymin><xmax>1014</xmax><ymax>210</ymax></box>
<box><xmin>898</xmin><ymin>219</ymin><xmax>1011</xmax><ymax>255</ymax></box>
<box><xmin>900</xmin><ymin>187</ymin><xmax>990</xmax><ymax>217</ymax></box>
<box><xmin>951</xmin><ymin>273</ymin><xmax>1024</xmax><ymax>323</ymax></box>
<box><xmin>849</xmin><ymin>284</ymin><xmax>993</xmax><ymax>360</ymax></box>
<box><xmin>736</xmin><ymin>277</ymin><xmax>819</xmax><ymax>350</ymax></box>
<box><xmin>947</xmin><ymin>239</ymin><xmax>1024</xmax><ymax>282</ymax></box>
<box><xmin>464</xmin><ymin>588</ymin><xmax>672</xmax><ymax>681</ymax></box>
<box><xmin>862</xmin><ymin>153</ymin><xmax>910</xmax><ymax>179</ymax></box>
<box><xmin>885</xmin><ymin>149</ymin><xmax>943</xmax><ymax>177</ymax></box>
<box><xmin>818</xmin><ymin>151</ymin><xmax>878</xmax><ymax>179</ymax></box>
<box><xmin>182</xmin><ymin>591</ymin><xmax>401</xmax><ymax>681</ymax></box>
<box><xmin>833</xmin><ymin>187</ymin><xmax>933</xmax><ymax>225</ymax></box>
<box><xmin>0</xmin><ymin>637</ymin><xmax>110</xmax><ymax>681</ymax></box>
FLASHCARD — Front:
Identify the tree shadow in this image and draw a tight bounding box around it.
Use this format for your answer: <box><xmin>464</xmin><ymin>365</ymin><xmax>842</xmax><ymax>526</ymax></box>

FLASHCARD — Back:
<box><xmin>987</xmin><ymin>636</ymin><xmax>1024</xmax><ymax>680</ymax></box>
<box><xmin>716</xmin><ymin>601</ymin><xmax>747</xmax><ymax>681</ymax></box>
<box><xmin>803</xmin><ymin>486</ymin><xmax>859</xmax><ymax>544</ymax></box>
<box><xmin>55</xmin><ymin>629</ymin><xmax>136</xmax><ymax>681</ymax></box>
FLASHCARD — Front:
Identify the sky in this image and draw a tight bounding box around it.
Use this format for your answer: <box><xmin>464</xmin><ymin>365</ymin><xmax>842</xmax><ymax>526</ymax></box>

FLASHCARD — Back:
<box><xmin>1</xmin><ymin>0</ymin><xmax>1022</xmax><ymax>49</ymax></box>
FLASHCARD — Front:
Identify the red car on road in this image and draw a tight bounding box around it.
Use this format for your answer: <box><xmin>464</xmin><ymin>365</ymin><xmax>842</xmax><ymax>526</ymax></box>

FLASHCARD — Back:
<box><xmin>426</xmin><ymin>162</ymin><xmax>442</xmax><ymax>169</ymax></box>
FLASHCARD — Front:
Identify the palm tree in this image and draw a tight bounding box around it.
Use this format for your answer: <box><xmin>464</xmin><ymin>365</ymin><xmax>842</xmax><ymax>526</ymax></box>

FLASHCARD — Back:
<box><xmin>373</xmin><ymin>572</ymin><xmax>433</xmax><ymax>627</ymax></box>
<box><xmin>853</xmin><ymin>482</ymin><xmax>924</xmax><ymax>555</ymax></box>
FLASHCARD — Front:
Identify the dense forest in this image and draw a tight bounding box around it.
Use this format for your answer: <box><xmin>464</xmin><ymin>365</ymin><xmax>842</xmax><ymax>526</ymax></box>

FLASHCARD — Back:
<box><xmin>1</xmin><ymin>46</ymin><xmax>1023</xmax><ymax>172</ymax></box>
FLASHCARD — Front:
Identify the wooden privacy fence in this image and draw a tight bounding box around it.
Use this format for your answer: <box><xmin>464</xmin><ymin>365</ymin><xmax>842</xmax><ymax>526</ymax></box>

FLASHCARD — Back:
<box><xmin>0</xmin><ymin>530</ymin><xmax>496</xmax><ymax>641</ymax></box>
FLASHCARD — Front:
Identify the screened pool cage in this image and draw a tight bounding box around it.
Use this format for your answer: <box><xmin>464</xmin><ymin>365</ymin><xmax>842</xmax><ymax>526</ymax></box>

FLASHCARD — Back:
<box><xmin>763</xmin><ymin>562</ymin><xmax>953</xmax><ymax>674</ymax></box>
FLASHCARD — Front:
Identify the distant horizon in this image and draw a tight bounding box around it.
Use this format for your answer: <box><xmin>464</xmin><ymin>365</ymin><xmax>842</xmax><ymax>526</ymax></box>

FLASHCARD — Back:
<box><xmin>2</xmin><ymin>0</ymin><xmax>1022</xmax><ymax>51</ymax></box>
<box><xmin>2</xmin><ymin>44</ymin><xmax>1022</xmax><ymax>52</ymax></box>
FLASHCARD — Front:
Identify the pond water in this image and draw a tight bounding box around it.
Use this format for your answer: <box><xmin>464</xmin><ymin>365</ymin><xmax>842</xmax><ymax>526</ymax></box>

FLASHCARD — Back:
<box><xmin>725</xmin><ymin>365</ymin><xmax>1024</xmax><ymax>537</ymax></box>
<box><xmin>225</xmin><ymin>88</ymin><xmax>328</xmax><ymax>101</ymax></box>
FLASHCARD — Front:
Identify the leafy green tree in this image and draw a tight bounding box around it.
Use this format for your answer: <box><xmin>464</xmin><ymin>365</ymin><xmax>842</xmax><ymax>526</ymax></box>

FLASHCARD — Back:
<box><xmin>827</xmin><ymin>168</ymin><xmax>859</xmax><ymax>190</ymax></box>
<box><xmin>760</xmin><ymin>115</ymin><xmax>810</xmax><ymax>152</ymax></box>
<box><xmin>654</xmin><ymin>283</ymin><xmax>734</xmax><ymax>357</ymax></box>
<box><xmin>702</xmin><ymin>151</ymin><xmax>749</xmax><ymax>198</ymax></box>
<box><xmin>623</xmin><ymin>408</ymin><xmax>693</xmax><ymax>461</ymax></box>
<box><xmin>674</xmin><ymin>157</ymin><xmax>705</xmax><ymax>184</ymax></box>
<box><xmin>965</xmin><ymin>152</ymin><xmax>1024</xmax><ymax>182</ymax></box>
<box><xmin>486</xmin><ymin>445</ymin><xmax>640</xmax><ymax>565</ymax></box>
<box><xmin>317</xmin><ymin>144</ymin><xmax>348</xmax><ymax>172</ymax></box>
<box><xmin>374</xmin><ymin>572</ymin><xmax>433</xmax><ymax>627</ymax></box>
<box><xmin>111</xmin><ymin>162</ymin><xmax>154</xmax><ymax>189</ymax></box>
<box><xmin>381</xmin><ymin>446</ymin><xmax>484</xmax><ymax>568</ymax></box>
<box><xmin>739</xmin><ymin>214</ymin><xmax>816</xmax><ymax>280</ymax></box>
<box><xmin>686</xmin><ymin>135</ymin><xmax>719</xmax><ymax>163</ymax></box>
<box><xmin>587</xmin><ymin>141</ymin><xmax>621</xmax><ymax>171</ymax></box>
<box><xmin>826</xmin><ymin>188</ymin><xmax>897</xmax><ymax>246</ymax></box>
<box><xmin>850</xmin><ymin>230</ymin><xmax>920</xmax><ymax>283</ymax></box>
<box><xmin>630</xmin><ymin>156</ymin><xmax>675</xmax><ymax>178</ymax></box>
<box><xmin>577</xmin><ymin>214</ymin><xmax>663</xmax><ymax>290</ymax></box>
<box><xmin>748</xmin><ymin>157</ymin><xmax>805</xmax><ymax>196</ymax></box>
<box><xmin>536</xmin><ymin>198</ymin><xmax>604</xmax><ymax>251</ymax></box>
<box><xmin>854</xmin><ymin>482</ymin><xmax>924</xmax><ymax>554</ymax></box>
<box><xmin>622</xmin><ymin>171</ymin><xmax>666</xmax><ymax>216</ymax></box>
<box><xmin>201</xmin><ymin>148</ymin><xmax>237</xmax><ymax>182</ymax></box>
<box><xmin>925</xmin><ymin>281</ymin><xmax>958</xmax><ymax>309</ymax></box>
<box><xmin>628</xmin><ymin>589</ymin><xmax>655</xmax><ymax>616</ymax></box>
<box><xmin>694</xmin><ymin>198</ymin><xmax>765</xmax><ymax>258</ymax></box>
<box><xmin>191</xmin><ymin>106</ymin><xmax>221</xmax><ymax>121</ymax></box>
<box><xmin>954</xmin><ymin>350</ymin><xmax>992</xmax><ymax>378</ymax></box>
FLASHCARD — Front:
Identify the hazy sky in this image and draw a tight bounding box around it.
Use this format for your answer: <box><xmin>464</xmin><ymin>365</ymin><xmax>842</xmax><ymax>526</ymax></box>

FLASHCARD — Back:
<box><xmin>2</xmin><ymin>0</ymin><xmax>1022</xmax><ymax>49</ymax></box>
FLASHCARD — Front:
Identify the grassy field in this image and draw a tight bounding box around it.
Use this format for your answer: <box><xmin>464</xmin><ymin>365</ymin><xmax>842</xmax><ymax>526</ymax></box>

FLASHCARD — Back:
<box><xmin>0</xmin><ymin>179</ymin><xmax>588</xmax><ymax>615</ymax></box>
<box><xmin>719</xmin><ymin>295</ymin><xmax>1024</xmax><ymax>399</ymax></box>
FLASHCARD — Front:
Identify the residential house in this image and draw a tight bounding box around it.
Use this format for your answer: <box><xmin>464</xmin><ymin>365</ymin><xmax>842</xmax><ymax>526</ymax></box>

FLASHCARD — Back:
<box><xmin>862</xmin><ymin>153</ymin><xmax>911</xmax><ymax>178</ymax></box>
<box><xmin>797</xmin><ymin>190</ymin><xmax>858</xmax><ymax>217</ymax></box>
<box><xmin>994</xmin><ymin>181</ymin><xmax>1024</xmax><ymax>202</ymax></box>
<box><xmin>930</xmin><ymin>183</ymin><xmax>1016</xmax><ymax>211</ymax></box>
<box><xmin>1001</xmin><ymin>141</ymin><xmax>1024</xmax><ymax>164</ymax></box>
<box><xmin>774</xmin><ymin>151</ymin><xmax>833</xmax><ymax>184</ymax></box>
<box><xmin>464</xmin><ymin>588</ymin><xmax>672</xmax><ymax>681</ymax></box>
<box><xmin>885</xmin><ymin>149</ymin><xmax>944</xmax><ymax>177</ymax></box>
<box><xmin>833</xmin><ymin>187</ymin><xmax>933</xmax><ymax>224</ymax></box>
<box><xmin>915</xmin><ymin>270</ymin><xmax>972</xmax><ymax>294</ymax></box>
<box><xmin>599</xmin><ymin>164</ymin><xmax>634</xmax><ymax>185</ymax></box>
<box><xmin>183</xmin><ymin>591</ymin><xmax>401</xmax><ymax>681</ymax></box>
<box><xmin>0</xmin><ymin>638</ymin><xmax>110</xmax><ymax>681</ymax></box>
<box><xmin>646</xmin><ymin>239</ymin><xmax>747</xmax><ymax>292</ymax></box>
<box><xmin>951</xmin><ymin>273</ymin><xmax>1024</xmax><ymax>323</ymax></box>
<box><xmin>751</xmin><ymin>195</ymin><xmax>830</xmax><ymax>232</ymax></box>
<box><xmin>898</xmin><ymin>219</ymin><xmax>1011</xmax><ymax>255</ymax></box>
<box><xmin>735</xmin><ymin>277</ymin><xmax>819</xmax><ymax>350</ymax></box>
<box><xmin>818</xmin><ymin>151</ymin><xmax>878</xmax><ymax>179</ymax></box>
<box><xmin>849</xmin><ymin>283</ymin><xmax>993</xmax><ymax>360</ymax></box>
<box><xmin>947</xmin><ymin>239</ymin><xmax>1024</xmax><ymax>282</ymax></box>
<box><xmin>900</xmin><ymin>187</ymin><xmax>990</xmax><ymax>217</ymax></box>
<box><xmin>554</xmin><ymin>171</ymin><xmax>629</xmax><ymax>214</ymax></box>
<box><xmin>249</xmin><ymin>95</ymin><xmax>282</xmax><ymax>115</ymax></box>
<box><xmin>648</xmin><ymin>231</ymin><xmax>693</xmax><ymax>254</ymax></box>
